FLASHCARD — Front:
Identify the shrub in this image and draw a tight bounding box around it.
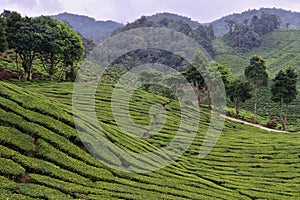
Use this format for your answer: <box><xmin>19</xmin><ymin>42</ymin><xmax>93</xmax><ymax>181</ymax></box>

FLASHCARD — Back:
<box><xmin>266</xmin><ymin>119</ymin><xmax>278</xmax><ymax>129</ymax></box>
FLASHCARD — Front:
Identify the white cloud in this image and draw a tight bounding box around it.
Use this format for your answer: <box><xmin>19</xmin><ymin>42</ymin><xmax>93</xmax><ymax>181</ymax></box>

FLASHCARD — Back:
<box><xmin>1</xmin><ymin>0</ymin><xmax>300</xmax><ymax>23</ymax></box>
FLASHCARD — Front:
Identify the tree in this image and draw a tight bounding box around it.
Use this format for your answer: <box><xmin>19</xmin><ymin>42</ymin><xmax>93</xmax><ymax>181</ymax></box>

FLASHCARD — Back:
<box><xmin>183</xmin><ymin>51</ymin><xmax>208</xmax><ymax>108</ymax></box>
<box><xmin>38</xmin><ymin>16</ymin><xmax>65</xmax><ymax>80</ymax></box>
<box><xmin>0</xmin><ymin>16</ymin><xmax>7</xmax><ymax>53</ymax></box>
<box><xmin>3</xmin><ymin>11</ymin><xmax>22</xmax><ymax>79</ymax></box>
<box><xmin>60</xmin><ymin>24</ymin><xmax>84</xmax><ymax>81</ymax></box>
<box><xmin>227</xmin><ymin>78</ymin><xmax>252</xmax><ymax>117</ymax></box>
<box><xmin>163</xmin><ymin>72</ymin><xmax>186</xmax><ymax>99</ymax></box>
<box><xmin>271</xmin><ymin>67</ymin><xmax>298</xmax><ymax>131</ymax></box>
<box><xmin>206</xmin><ymin>62</ymin><xmax>231</xmax><ymax>108</ymax></box>
<box><xmin>244</xmin><ymin>55</ymin><xmax>268</xmax><ymax>122</ymax></box>
<box><xmin>37</xmin><ymin>16</ymin><xmax>84</xmax><ymax>81</ymax></box>
<box><xmin>137</xmin><ymin>70</ymin><xmax>163</xmax><ymax>92</ymax></box>
<box><xmin>14</xmin><ymin>17</ymin><xmax>43</xmax><ymax>80</ymax></box>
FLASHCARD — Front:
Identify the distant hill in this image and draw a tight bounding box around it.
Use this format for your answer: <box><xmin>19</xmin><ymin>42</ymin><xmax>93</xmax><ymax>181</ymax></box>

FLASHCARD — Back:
<box><xmin>51</xmin><ymin>12</ymin><xmax>123</xmax><ymax>43</ymax></box>
<box><xmin>214</xmin><ymin>28</ymin><xmax>300</xmax><ymax>77</ymax></box>
<box><xmin>210</xmin><ymin>8</ymin><xmax>300</xmax><ymax>37</ymax></box>
<box><xmin>147</xmin><ymin>12</ymin><xmax>201</xmax><ymax>29</ymax></box>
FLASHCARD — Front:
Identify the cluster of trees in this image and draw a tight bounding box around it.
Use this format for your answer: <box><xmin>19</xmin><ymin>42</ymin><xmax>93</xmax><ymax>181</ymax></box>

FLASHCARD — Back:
<box><xmin>135</xmin><ymin>51</ymin><xmax>230</xmax><ymax>109</ymax></box>
<box><xmin>227</xmin><ymin>55</ymin><xmax>297</xmax><ymax>131</ymax></box>
<box><xmin>135</xmin><ymin>53</ymin><xmax>298</xmax><ymax>131</ymax></box>
<box><xmin>0</xmin><ymin>10</ymin><xmax>84</xmax><ymax>81</ymax></box>
<box><xmin>112</xmin><ymin>16</ymin><xmax>215</xmax><ymax>57</ymax></box>
<box><xmin>225</xmin><ymin>13</ymin><xmax>281</xmax><ymax>51</ymax></box>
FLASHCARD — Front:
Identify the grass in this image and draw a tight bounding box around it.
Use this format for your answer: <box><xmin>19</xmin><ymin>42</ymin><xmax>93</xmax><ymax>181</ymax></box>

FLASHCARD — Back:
<box><xmin>0</xmin><ymin>80</ymin><xmax>299</xmax><ymax>199</ymax></box>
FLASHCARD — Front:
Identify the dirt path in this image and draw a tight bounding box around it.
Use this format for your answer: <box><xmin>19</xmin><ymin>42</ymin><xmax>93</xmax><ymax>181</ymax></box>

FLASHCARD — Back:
<box><xmin>212</xmin><ymin>111</ymin><xmax>289</xmax><ymax>133</ymax></box>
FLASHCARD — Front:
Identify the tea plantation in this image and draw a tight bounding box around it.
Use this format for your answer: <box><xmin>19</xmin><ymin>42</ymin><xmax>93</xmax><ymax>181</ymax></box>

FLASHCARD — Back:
<box><xmin>0</xmin><ymin>80</ymin><xmax>299</xmax><ymax>199</ymax></box>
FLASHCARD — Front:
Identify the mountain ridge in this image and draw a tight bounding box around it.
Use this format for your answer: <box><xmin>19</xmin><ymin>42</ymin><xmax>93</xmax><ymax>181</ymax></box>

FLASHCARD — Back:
<box><xmin>51</xmin><ymin>12</ymin><xmax>123</xmax><ymax>44</ymax></box>
<box><xmin>51</xmin><ymin>8</ymin><xmax>300</xmax><ymax>43</ymax></box>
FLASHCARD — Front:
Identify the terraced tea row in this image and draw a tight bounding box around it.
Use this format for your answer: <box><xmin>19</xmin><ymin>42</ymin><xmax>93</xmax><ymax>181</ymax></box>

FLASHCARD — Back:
<box><xmin>0</xmin><ymin>81</ymin><xmax>299</xmax><ymax>199</ymax></box>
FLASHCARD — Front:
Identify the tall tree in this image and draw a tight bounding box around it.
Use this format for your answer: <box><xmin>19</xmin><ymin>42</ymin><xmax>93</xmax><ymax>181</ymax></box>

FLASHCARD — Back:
<box><xmin>227</xmin><ymin>78</ymin><xmax>252</xmax><ymax>117</ymax></box>
<box><xmin>3</xmin><ymin>11</ymin><xmax>22</xmax><ymax>79</ymax></box>
<box><xmin>244</xmin><ymin>55</ymin><xmax>268</xmax><ymax>122</ymax></box>
<box><xmin>183</xmin><ymin>51</ymin><xmax>208</xmax><ymax>108</ymax></box>
<box><xmin>206</xmin><ymin>61</ymin><xmax>231</xmax><ymax>108</ymax></box>
<box><xmin>0</xmin><ymin>16</ymin><xmax>8</xmax><ymax>53</ymax></box>
<box><xmin>38</xmin><ymin>16</ymin><xmax>65</xmax><ymax>80</ymax></box>
<box><xmin>14</xmin><ymin>17</ymin><xmax>43</xmax><ymax>80</ymax></box>
<box><xmin>271</xmin><ymin>67</ymin><xmax>298</xmax><ymax>131</ymax></box>
<box><xmin>163</xmin><ymin>72</ymin><xmax>186</xmax><ymax>99</ymax></box>
<box><xmin>60</xmin><ymin>24</ymin><xmax>84</xmax><ymax>81</ymax></box>
<box><xmin>37</xmin><ymin>16</ymin><xmax>84</xmax><ymax>81</ymax></box>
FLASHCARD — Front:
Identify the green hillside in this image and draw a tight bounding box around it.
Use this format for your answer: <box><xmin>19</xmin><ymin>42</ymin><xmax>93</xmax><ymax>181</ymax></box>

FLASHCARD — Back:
<box><xmin>214</xmin><ymin>28</ymin><xmax>300</xmax><ymax>77</ymax></box>
<box><xmin>214</xmin><ymin>28</ymin><xmax>300</xmax><ymax>131</ymax></box>
<box><xmin>1</xmin><ymin>81</ymin><xmax>300</xmax><ymax>199</ymax></box>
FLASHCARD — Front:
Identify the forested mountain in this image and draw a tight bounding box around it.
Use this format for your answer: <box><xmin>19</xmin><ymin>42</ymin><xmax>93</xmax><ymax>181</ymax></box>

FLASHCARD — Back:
<box><xmin>209</xmin><ymin>8</ymin><xmax>300</xmax><ymax>37</ymax></box>
<box><xmin>147</xmin><ymin>12</ymin><xmax>201</xmax><ymax>29</ymax></box>
<box><xmin>112</xmin><ymin>16</ymin><xmax>215</xmax><ymax>58</ymax></box>
<box><xmin>51</xmin><ymin>8</ymin><xmax>300</xmax><ymax>43</ymax></box>
<box><xmin>51</xmin><ymin>12</ymin><xmax>123</xmax><ymax>43</ymax></box>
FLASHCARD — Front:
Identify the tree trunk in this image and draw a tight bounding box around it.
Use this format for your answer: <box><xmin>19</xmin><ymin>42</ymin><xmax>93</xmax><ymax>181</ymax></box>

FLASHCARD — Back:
<box><xmin>15</xmin><ymin>53</ymin><xmax>21</xmax><ymax>80</ymax></box>
<box><xmin>235</xmin><ymin>99</ymin><xmax>240</xmax><ymax>118</ymax></box>
<box><xmin>207</xmin><ymin>90</ymin><xmax>211</xmax><ymax>109</ymax></box>
<box><xmin>283</xmin><ymin>103</ymin><xmax>288</xmax><ymax>131</ymax></box>
<box><xmin>197</xmin><ymin>90</ymin><xmax>201</xmax><ymax>108</ymax></box>
<box><xmin>253</xmin><ymin>86</ymin><xmax>258</xmax><ymax>123</ymax></box>
<box><xmin>27</xmin><ymin>68</ymin><xmax>33</xmax><ymax>81</ymax></box>
<box><xmin>26</xmin><ymin>55</ymin><xmax>34</xmax><ymax>81</ymax></box>
<box><xmin>279</xmin><ymin>100</ymin><xmax>283</xmax><ymax>129</ymax></box>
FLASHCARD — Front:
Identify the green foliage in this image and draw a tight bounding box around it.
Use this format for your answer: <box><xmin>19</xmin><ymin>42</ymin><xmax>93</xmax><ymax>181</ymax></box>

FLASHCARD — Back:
<box><xmin>0</xmin><ymin>80</ymin><xmax>300</xmax><ymax>199</ymax></box>
<box><xmin>2</xmin><ymin>11</ymin><xmax>84</xmax><ymax>81</ymax></box>
<box><xmin>227</xmin><ymin>78</ymin><xmax>252</xmax><ymax>117</ymax></box>
<box><xmin>0</xmin><ymin>16</ymin><xmax>8</xmax><ymax>53</ymax></box>
<box><xmin>0</xmin><ymin>126</ymin><xmax>35</xmax><ymax>153</ymax></box>
<box><xmin>0</xmin><ymin>158</ymin><xmax>25</xmax><ymax>177</ymax></box>
<box><xmin>244</xmin><ymin>55</ymin><xmax>268</xmax><ymax>122</ymax></box>
<box><xmin>244</xmin><ymin>55</ymin><xmax>268</xmax><ymax>90</ymax></box>
<box><xmin>112</xmin><ymin>15</ymin><xmax>214</xmax><ymax>57</ymax></box>
<box><xmin>14</xmin><ymin>183</ymin><xmax>72</xmax><ymax>199</ymax></box>
<box><xmin>147</xmin><ymin>12</ymin><xmax>201</xmax><ymax>29</ymax></box>
<box><xmin>215</xmin><ymin>29</ymin><xmax>300</xmax><ymax>130</ymax></box>
<box><xmin>4</xmin><ymin>11</ymin><xmax>22</xmax><ymax>50</ymax></box>
<box><xmin>271</xmin><ymin>67</ymin><xmax>298</xmax><ymax>130</ymax></box>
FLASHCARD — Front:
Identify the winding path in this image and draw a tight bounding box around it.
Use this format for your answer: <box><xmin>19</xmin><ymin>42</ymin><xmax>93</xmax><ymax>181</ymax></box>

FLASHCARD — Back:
<box><xmin>212</xmin><ymin>111</ymin><xmax>289</xmax><ymax>133</ymax></box>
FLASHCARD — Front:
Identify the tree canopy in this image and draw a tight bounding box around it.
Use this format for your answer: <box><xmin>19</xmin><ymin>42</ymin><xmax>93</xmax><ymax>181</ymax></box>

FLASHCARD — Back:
<box><xmin>271</xmin><ymin>67</ymin><xmax>298</xmax><ymax>130</ymax></box>
<box><xmin>244</xmin><ymin>55</ymin><xmax>268</xmax><ymax>122</ymax></box>
<box><xmin>1</xmin><ymin>11</ymin><xmax>84</xmax><ymax>81</ymax></box>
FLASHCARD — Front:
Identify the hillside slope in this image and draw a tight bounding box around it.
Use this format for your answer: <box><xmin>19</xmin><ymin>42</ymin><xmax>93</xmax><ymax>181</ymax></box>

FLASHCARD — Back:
<box><xmin>214</xmin><ymin>29</ymin><xmax>300</xmax><ymax>130</ymax></box>
<box><xmin>1</xmin><ymin>81</ymin><xmax>300</xmax><ymax>199</ymax></box>
<box><xmin>214</xmin><ymin>28</ymin><xmax>300</xmax><ymax>77</ymax></box>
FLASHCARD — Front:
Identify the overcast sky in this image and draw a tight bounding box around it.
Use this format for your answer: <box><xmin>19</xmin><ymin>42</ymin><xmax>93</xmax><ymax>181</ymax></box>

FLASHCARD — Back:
<box><xmin>1</xmin><ymin>0</ymin><xmax>300</xmax><ymax>23</ymax></box>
